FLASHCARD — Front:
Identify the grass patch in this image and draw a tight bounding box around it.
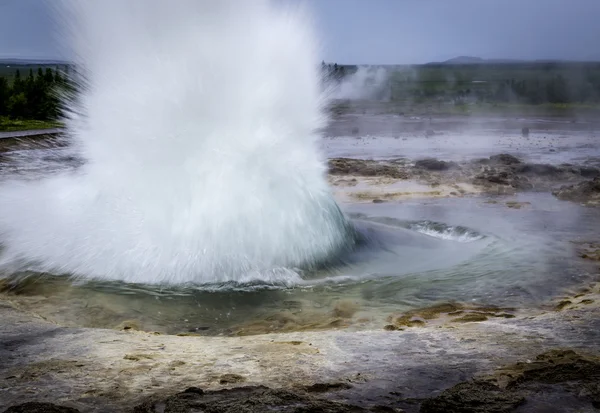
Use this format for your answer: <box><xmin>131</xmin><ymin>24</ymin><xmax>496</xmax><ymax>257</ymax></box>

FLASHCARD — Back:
<box><xmin>0</xmin><ymin>117</ymin><xmax>63</xmax><ymax>132</ymax></box>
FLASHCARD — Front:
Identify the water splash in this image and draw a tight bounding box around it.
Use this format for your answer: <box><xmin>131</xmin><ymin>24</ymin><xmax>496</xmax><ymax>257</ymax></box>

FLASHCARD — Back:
<box><xmin>0</xmin><ymin>0</ymin><xmax>356</xmax><ymax>284</ymax></box>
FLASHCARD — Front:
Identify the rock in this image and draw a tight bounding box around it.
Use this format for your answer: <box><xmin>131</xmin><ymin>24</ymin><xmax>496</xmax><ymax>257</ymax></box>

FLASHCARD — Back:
<box><xmin>3</xmin><ymin>403</ymin><xmax>80</xmax><ymax>413</ymax></box>
<box><xmin>505</xmin><ymin>201</ymin><xmax>531</xmax><ymax>209</ymax></box>
<box><xmin>219</xmin><ymin>373</ymin><xmax>246</xmax><ymax>385</ymax></box>
<box><xmin>414</xmin><ymin>158</ymin><xmax>454</xmax><ymax>171</ymax></box>
<box><xmin>451</xmin><ymin>313</ymin><xmax>489</xmax><ymax>323</ymax></box>
<box><xmin>133</xmin><ymin>385</ymin><xmax>370</xmax><ymax>413</ymax></box>
<box><xmin>578</xmin><ymin>166</ymin><xmax>600</xmax><ymax>178</ymax></box>
<box><xmin>420</xmin><ymin>380</ymin><xmax>525</xmax><ymax>413</ymax></box>
<box><xmin>521</xmin><ymin>127</ymin><xmax>530</xmax><ymax>137</ymax></box>
<box><xmin>555</xmin><ymin>300</ymin><xmax>572</xmax><ymax>311</ymax></box>
<box><xmin>473</xmin><ymin>169</ymin><xmax>532</xmax><ymax>191</ymax></box>
<box><xmin>505</xmin><ymin>349</ymin><xmax>600</xmax><ymax>386</ymax></box>
<box><xmin>302</xmin><ymin>382</ymin><xmax>353</xmax><ymax>393</ymax></box>
<box><xmin>489</xmin><ymin>154</ymin><xmax>521</xmax><ymax>165</ymax></box>
<box><xmin>332</xmin><ymin>300</ymin><xmax>360</xmax><ymax>318</ymax></box>
<box><xmin>553</xmin><ymin>177</ymin><xmax>600</xmax><ymax>204</ymax></box>
<box><xmin>115</xmin><ymin>320</ymin><xmax>141</xmax><ymax>331</ymax></box>
<box><xmin>514</xmin><ymin>163</ymin><xmax>560</xmax><ymax>176</ymax></box>
<box><xmin>328</xmin><ymin>158</ymin><xmax>408</xmax><ymax>179</ymax></box>
<box><xmin>420</xmin><ymin>349</ymin><xmax>600</xmax><ymax>412</ymax></box>
<box><xmin>183</xmin><ymin>387</ymin><xmax>204</xmax><ymax>395</ymax></box>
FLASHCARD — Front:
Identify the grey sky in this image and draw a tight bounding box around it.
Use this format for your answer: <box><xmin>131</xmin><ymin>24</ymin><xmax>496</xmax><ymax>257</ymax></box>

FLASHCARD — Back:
<box><xmin>1</xmin><ymin>0</ymin><xmax>599</xmax><ymax>64</ymax></box>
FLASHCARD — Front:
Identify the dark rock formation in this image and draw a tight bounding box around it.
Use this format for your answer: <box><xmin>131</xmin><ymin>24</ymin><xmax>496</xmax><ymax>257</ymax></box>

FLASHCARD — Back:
<box><xmin>328</xmin><ymin>158</ymin><xmax>408</xmax><ymax>179</ymax></box>
<box><xmin>133</xmin><ymin>385</ymin><xmax>371</xmax><ymax>413</ymax></box>
<box><xmin>420</xmin><ymin>349</ymin><xmax>600</xmax><ymax>413</ymax></box>
<box><xmin>420</xmin><ymin>380</ymin><xmax>525</xmax><ymax>413</ymax></box>
<box><xmin>553</xmin><ymin>177</ymin><xmax>600</xmax><ymax>204</ymax></box>
<box><xmin>3</xmin><ymin>403</ymin><xmax>80</xmax><ymax>413</ymax></box>
<box><xmin>414</xmin><ymin>158</ymin><xmax>455</xmax><ymax>171</ymax></box>
<box><xmin>489</xmin><ymin>154</ymin><xmax>521</xmax><ymax>165</ymax></box>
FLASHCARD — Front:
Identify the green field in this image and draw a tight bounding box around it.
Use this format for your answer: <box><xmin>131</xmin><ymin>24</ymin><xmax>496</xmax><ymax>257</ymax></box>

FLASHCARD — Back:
<box><xmin>0</xmin><ymin>117</ymin><xmax>62</xmax><ymax>132</ymax></box>
<box><xmin>329</xmin><ymin>61</ymin><xmax>600</xmax><ymax>109</ymax></box>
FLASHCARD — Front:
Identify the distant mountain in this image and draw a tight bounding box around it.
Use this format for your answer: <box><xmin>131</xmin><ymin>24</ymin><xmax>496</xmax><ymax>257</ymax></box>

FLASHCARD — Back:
<box><xmin>425</xmin><ymin>56</ymin><xmax>600</xmax><ymax>65</ymax></box>
<box><xmin>427</xmin><ymin>56</ymin><xmax>527</xmax><ymax>65</ymax></box>
<box><xmin>443</xmin><ymin>56</ymin><xmax>485</xmax><ymax>64</ymax></box>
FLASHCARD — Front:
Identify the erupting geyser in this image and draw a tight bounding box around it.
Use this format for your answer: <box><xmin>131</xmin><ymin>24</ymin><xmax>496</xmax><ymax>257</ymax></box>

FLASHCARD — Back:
<box><xmin>0</xmin><ymin>0</ymin><xmax>356</xmax><ymax>284</ymax></box>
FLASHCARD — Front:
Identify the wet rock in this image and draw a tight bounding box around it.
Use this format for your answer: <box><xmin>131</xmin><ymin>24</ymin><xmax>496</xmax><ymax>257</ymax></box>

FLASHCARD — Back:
<box><xmin>473</xmin><ymin>169</ymin><xmax>532</xmax><ymax>191</ymax></box>
<box><xmin>115</xmin><ymin>320</ymin><xmax>141</xmax><ymax>331</ymax></box>
<box><xmin>302</xmin><ymin>382</ymin><xmax>353</xmax><ymax>393</ymax></box>
<box><xmin>501</xmin><ymin>349</ymin><xmax>600</xmax><ymax>387</ymax></box>
<box><xmin>489</xmin><ymin>154</ymin><xmax>521</xmax><ymax>165</ymax></box>
<box><xmin>328</xmin><ymin>158</ymin><xmax>408</xmax><ymax>179</ymax></box>
<box><xmin>555</xmin><ymin>300</ymin><xmax>572</xmax><ymax>311</ymax></box>
<box><xmin>3</xmin><ymin>403</ymin><xmax>80</xmax><ymax>413</ymax></box>
<box><xmin>480</xmin><ymin>170</ymin><xmax>513</xmax><ymax>185</ymax></box>
<box><xmin>505</xmin><ymin>201</ymin><xmax>530</xmax><ymax>209</ymax></box>
<box><xmin>420</xmin><ymin>380</ymin><xmax>525</xmax><ymax>413</ymax></box>
<box><xmin>332</xmin><ymin>300</ymin><xmax>360</xmax><ymax>318</ymax></box>
<box><xmin>389</xmin><ymin>303</ymin><xmax>515</xmax><ymax>329</ymax></box>
<box><xmin>553</xmin><ymin>177</ymin><xmax>600</xmax><ymax>204</ymax></box>
<box><xmin>577</xmin><ymin>243</ymin><xmax>600</xmax><ymax>261</ymax></box>
<box><xmin>452</xmin><ymin>313</ymin><xmax>489</xmax><ymax>323</ymax></box>
<box><xmin>420</xmin><ymin>349</ymin><xmax>600</xmax><ymax>413</ymax></box>
<box><xmin>219</xmin><ymin>373</ymin><xmax>246</xmax><ymax>385</ymax></box>
<box><xmin>414</xmin><ymin>158</ymin><xmax>454</xmax><ymax>171</ymax></box>
<box><xmin>183</xmin><ymin>387</ymin><xmax>204</xmax><ymax>395</ymax></box>
<box><xmin>578</xmin><ymin>166</ymin><xmax>600</xmax><ymax>178</ymax></box>
<box><xmin>514</xmin><ymin>163</ymin><xmax>561</xmax><ymax>176</ymax></box>
<box><xmin>133</xmin><ymin>385</ymin><xmax>370</xmax><ymax>413</ymax></box>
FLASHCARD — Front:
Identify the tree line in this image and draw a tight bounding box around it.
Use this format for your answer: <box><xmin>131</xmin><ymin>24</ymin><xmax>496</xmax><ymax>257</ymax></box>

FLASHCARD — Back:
<box><xmin>0</xmin><ymin>67</ymin><xmax>71</xmax><ymax>121</ymax></box>
<box><xmin>321</xmin><ymin>61</ymin><xmax>355</xmax><ymax>82</ymax></box>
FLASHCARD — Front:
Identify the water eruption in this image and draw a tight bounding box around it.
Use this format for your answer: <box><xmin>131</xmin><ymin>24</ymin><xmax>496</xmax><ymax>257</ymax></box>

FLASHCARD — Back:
<box><xmin>0</xmin><ymin>0</ymin><xmax>357</xmax><ymax>284</ymax></box>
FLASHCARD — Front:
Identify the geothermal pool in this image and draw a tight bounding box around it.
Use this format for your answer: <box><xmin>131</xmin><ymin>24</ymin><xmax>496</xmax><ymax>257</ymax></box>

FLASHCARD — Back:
<box><xmin>1</xmin><ymin>173</ymin><xmax>598</xmax><ymax>336</ymax></box>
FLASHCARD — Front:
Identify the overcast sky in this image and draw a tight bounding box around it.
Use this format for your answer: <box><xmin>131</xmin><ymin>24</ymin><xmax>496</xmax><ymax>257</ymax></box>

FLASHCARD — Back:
<box><xmin>1</xmin><ymin>0</ymin><xmax>599</xmax><ymax>64</ymax></box>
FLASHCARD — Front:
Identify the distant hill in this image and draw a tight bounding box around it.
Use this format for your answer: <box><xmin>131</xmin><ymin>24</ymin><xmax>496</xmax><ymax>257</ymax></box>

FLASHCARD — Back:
<box><xmin>426</xmin><ymin>56</ymin><xmax>600</xmax><ymax>65</ymax></box>
<box><xmin>442</xmin><ymin>56</ymin><xmax>485</xmax><ymax>64</ymax></box>
<box><xmin>429</xmin><ymin>56</ymin><xmax>528</xmax><ymax>65</ymax></box>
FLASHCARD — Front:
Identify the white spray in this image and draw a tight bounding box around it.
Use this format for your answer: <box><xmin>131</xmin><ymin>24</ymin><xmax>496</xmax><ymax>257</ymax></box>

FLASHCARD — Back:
<box><xmin>0</xmin><ymin>0</ymin><xmax>355</xmax><ymax>285</ymax></box>
<box><xmin>332</xmin><ymin>66</ymin><xmax>390</xmax><ymax>100</ymax></box>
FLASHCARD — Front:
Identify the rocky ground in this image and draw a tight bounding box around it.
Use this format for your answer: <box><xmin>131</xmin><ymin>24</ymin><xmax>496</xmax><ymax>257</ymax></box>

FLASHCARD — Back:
<box><xmin>328</xmin><ymin>154</ymin><xmax>600</xmax><ymax>206</ymax></box>
<box><xmin>1</xmin><ymin>279</ymin><xmax>599</xmax><ymax>412</ymax></box>
<box><xmin>1</xmin><ymin>128</ymin><xmax>600</xmax><ymax>412</ymax></box>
